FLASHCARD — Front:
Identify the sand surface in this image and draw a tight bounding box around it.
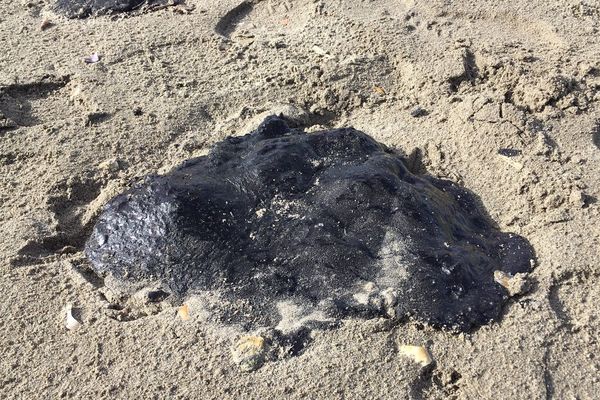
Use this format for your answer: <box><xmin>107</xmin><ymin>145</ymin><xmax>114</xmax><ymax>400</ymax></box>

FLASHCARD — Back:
<box><xmin>1</xmin><ymin>0</ymin><xmax>599</xmax><ymax>398</ymax></box>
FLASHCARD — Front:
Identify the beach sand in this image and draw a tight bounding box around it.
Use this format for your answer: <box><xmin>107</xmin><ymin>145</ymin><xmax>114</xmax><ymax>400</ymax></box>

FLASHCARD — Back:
<box><xmin>1</xmin><ymin>0</ymin><xmax>599</xmax><ymax>398</ymax></box>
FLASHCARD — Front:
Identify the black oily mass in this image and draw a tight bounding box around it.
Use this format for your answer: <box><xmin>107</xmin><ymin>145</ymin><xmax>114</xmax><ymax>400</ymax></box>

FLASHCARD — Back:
<box><xmin>54</xmin><ymin>0</ymin><xmax>173</xmax><ymax>18</ymax></box>
<box><xmin>85</xmin><ymin>116</ymin><xmax>535</xmax><ymax>332</ymax></box>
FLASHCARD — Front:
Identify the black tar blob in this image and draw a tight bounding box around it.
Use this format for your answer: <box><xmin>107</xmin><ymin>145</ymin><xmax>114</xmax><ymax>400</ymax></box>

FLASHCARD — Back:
<box><xmin>54</xmin><ymin>0</ymin><xmax>172</xmax><ymax>18</ymax></box>
<box><xmin>86</xmin><ymin>117</ymin><xmax>534</xmax><ymax>331</ymax></box>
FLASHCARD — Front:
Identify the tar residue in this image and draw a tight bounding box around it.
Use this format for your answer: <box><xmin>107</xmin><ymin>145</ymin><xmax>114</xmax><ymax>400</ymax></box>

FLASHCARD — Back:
<box><xmin>86</xmin><ymin>116</ymin><xmax>535</xmax><ymax>332</ymax></box>
<box><xmin>54</xmin><ymin>0</ymin><xmax>172</xmax><ymax>18</ymax></box>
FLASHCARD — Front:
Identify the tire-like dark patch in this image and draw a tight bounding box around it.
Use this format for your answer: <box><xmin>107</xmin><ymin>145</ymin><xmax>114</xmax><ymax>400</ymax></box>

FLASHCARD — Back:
<box><xmin>86</xmin><ymin>116</ymin><xmax>535</xmax><ymax>332</ymax></box>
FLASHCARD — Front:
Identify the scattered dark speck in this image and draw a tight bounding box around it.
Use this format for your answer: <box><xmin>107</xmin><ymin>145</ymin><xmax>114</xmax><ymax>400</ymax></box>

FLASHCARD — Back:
<box><xmin>147</xmin><ymin>290</ymin><xmax>169</xmax><ymax>303</ymax></box>
<box><xmin>498</xmin><ymin>148</ymin><xmax>522</xmax><ymax>157</ymax></box>
<box><xmin>86</xmin><ymin>112</ymin><xmax>111</xmax><ymax>126</ymax></box>
<box><xmin>54</xmin><ymin>0</ymin><xmax>177</xmax><ymax>18</ymax></box>
<box><xmin>410</xmin><ymin>106</ymin><xmax>428</xmax><ymax>117</ymax></box>
<box><xmin>593</xmin><ymin>125</ymin><xmax>600</xmax><ymax>150</ymax></box>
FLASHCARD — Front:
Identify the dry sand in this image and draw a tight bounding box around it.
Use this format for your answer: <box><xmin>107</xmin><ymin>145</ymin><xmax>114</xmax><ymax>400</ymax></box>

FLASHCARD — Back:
<box><xmin>1</xmin><ymin>0</ymin><xmax>599</xmax><ymax>398</ymax></box>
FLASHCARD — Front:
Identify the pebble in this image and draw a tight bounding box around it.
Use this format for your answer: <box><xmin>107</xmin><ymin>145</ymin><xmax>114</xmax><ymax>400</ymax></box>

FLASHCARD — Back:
<box><xmin>232</xmin><ymin>336</ymin><xmax>267</xmax><ymax>372</ymax></box>
<box><xmin>40</xmin><ymin>19</ymin><xmax>53</xmax><ymax>30</ymax></box>
<box><xmin>569</xmin><ymin>190</ymin><xmax>585</xmax><ymax>208</ymax></box>
<box><xmin>410</xmin><ymin>106</ymin><xmax>428</xmax><ymax>117</ymax></box>
<box><xmin>98</xmin><ymin>158</ymin><xmax>123</xmax><ymax>173</ymax></box>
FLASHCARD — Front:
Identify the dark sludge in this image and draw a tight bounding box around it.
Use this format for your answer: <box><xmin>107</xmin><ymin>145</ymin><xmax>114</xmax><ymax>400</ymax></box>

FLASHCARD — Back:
<box><xmin>54</xmin><ymin>0</ymin><xmax>174</xmax><ymax>18</ymax></box>
<box><xmin>86</xmin><ymin>116</ymin><xmax>535</xmax><ymax>332</ymax></box>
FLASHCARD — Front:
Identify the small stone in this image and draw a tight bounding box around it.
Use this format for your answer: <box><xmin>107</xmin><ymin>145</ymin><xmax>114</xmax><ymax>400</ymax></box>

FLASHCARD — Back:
<box><xmin>232</xmin><ymin>336</ymin><xmax>267</xmax><ymax>372</ymax></box>
<box><xmin>40</xmin><ymin>19</ymin><xmax>53</xmax><ymax>30</ymax></box>
<box><xmin>373</xmin><ymin>86</ymin><xmax>386</xmax><ymax>96</ymax></box>
<box><xmin>98</xmin><ymin>158</ymin><xmax>122</xmax><ymax>173</ymax></box>
<box><xmin>569</xmin><ymin>190</ymin><xmax>585</xmax><ymax>208</ymax></box>
<box><xmin>381</xmin><ymin>289</ymin><xmax>398</xmax><ymax>317</ymax></box>
<box><xmin>498</xmin><ymin>148</ymin><xmax>522</xmax><ymax>157</ymax></box>
<box><xmin>410</xmin><ymin>106</ymin><xmax>428</xmax><ymax>117</ymax></box>
<box><xmin>234</xmin><ymin>35</ymin><xmax>255</xmax><ymax>47</ymax></box>
<box><xmin>85</xmin><ymin>112</ymin><xmax>110</xmax><ymax>126</ymax></box>
<box><xmin>83</xmin><ymin>53</ymin><xmax>100</xmax><ymax>64</ymax></box>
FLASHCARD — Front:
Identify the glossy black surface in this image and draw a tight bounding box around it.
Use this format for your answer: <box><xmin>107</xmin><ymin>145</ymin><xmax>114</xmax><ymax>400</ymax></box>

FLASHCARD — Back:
<box><xmin>86</xmin><ymin>116</ymin><xmax>535</xmax><ymax>331</ymax></box>
<box><xmin>55</xmin><ymin>0</ymin><xmax>170</xmax><ymax>18</ymax></box>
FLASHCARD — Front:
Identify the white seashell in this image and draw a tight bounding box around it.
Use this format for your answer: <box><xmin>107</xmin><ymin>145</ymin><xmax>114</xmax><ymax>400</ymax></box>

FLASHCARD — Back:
<box><xmin>399</xmin><ymin>345</ymin><xmax>433</xmax><ymax>367</ymax></box>
<box><xmin>83</xmin><ymin>53</ymin><xmax>100</xmax><ymax>64</ymax></box>
<box><xmin>65</xmin><ymin>304</ymin><xmax>82</xmax><ymax>331</ymax></box>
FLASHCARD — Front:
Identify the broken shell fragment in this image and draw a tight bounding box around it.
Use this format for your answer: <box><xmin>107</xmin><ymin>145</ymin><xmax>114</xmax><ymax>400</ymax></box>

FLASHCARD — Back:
<box><xmin>497</xmin><ymin>151</ymin><xmax>524</xmax><ymax>171</ymax></box>
<box><xmin>232</xmin><ymin>336</ymin><xmax>267</xmax><ymax>372</ymax></box>
<box><xmin>83</xmin><ymin>52</ymin><xmax>100</xmax><ymax>64</ymax></box>
<box><xmin>312</xmin><ymin>45</ymin><xmax>333</xmax><ymax>59</ymax></box>
<box><xmin>373</xmin><ymin>86</ymin><xmax>386</xmax><ymax>95</ymax></box>
<box><xmin>494</xmin><ymin>270</ymin><xmax>529</xmax><ymax>296</ymax></box>
<box><xmin>399</xmin><ymin>345</ymin><xmax>433</xmax><ymax>367</ymax></box>
<box><xmin>177</xmin><ymin>304</ymin><xmax>190</xmax><ymax>321</ymax></box>
<box><xmin>64</xmin><ymin>304</ymin><xmax>82</xmax><ymax>331</ymax></box>
<box><xmin>40</xmin><ymin>19</ymin><xmax>54</xmax><ymax>31</ymax></box>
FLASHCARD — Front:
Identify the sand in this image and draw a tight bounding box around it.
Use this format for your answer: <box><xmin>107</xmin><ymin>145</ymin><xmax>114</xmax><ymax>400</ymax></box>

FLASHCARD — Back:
<box><xmin>0</xmin><ymin>0</ymin><xmax>599</xmax><ymax>398</ymax></box>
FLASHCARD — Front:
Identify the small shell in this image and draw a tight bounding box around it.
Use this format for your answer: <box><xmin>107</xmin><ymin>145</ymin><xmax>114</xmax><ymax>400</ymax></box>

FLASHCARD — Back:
<box><xmin>178</xmin><ymin>304</ymin><xmax>190</xmax><ymax>321</ymax></box>
<box><xmin>84</xmin><ymin>53</ymin><xmax>100</xmax><ymax>64</ymax></box>
<box><xmin>235</xmin><ymin>35</ymin><xmax>255</xmax><ymax>47</ymax></box>
<box><xmin>363</xmin><ymin>281</ymin><xmax>377</xmax><ymax>292</ymax></box>
<box><xmin>373</xmin><ymin>86</ymin><xmax>386</xmax><ymax>95</ymax></box>
<box><xmin>312</xmin><ymin>45</ymin><xmax>333</xmax><ymax>59</ymax></box>
<box><xmin>65</xmin><ymin>305</ymin><xmax>82</xmax><ymax>331</ymax></box>
<box><xmin>399</xmin><ymin>345</ymin><xmax>433</xmax><ymax>367</ymax></box>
